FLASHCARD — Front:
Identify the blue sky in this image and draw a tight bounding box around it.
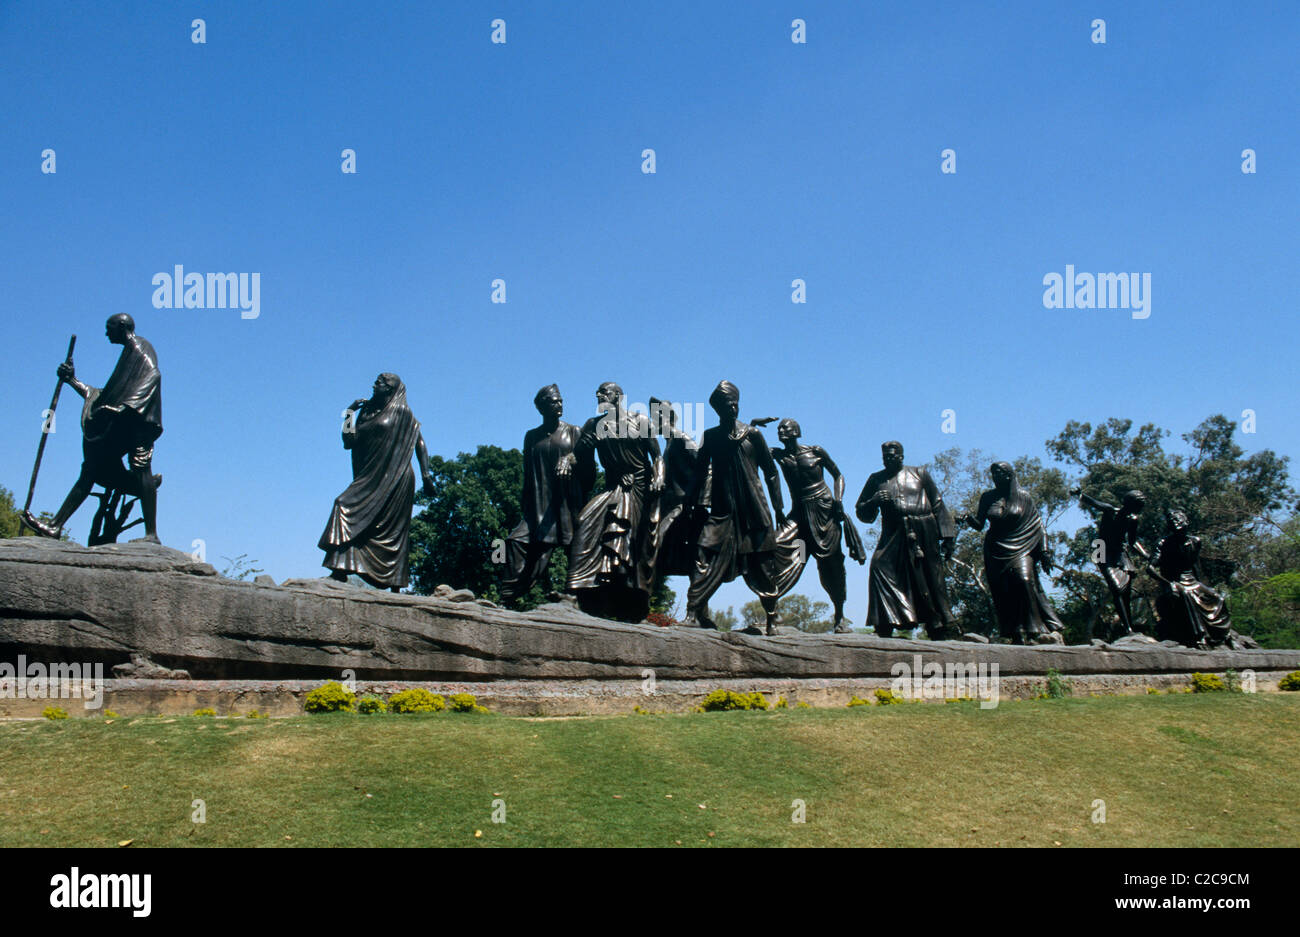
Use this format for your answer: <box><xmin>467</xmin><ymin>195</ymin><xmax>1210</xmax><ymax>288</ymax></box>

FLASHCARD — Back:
<box><xmin>3</xmin><ymin>1</ymin><xmax>1297</xmax><ymax>624</ymax></box>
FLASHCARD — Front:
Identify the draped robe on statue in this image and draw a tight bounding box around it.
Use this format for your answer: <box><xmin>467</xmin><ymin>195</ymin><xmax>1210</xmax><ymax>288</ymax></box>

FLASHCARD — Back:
<box><xmin>501</xmin><ymin>419</ymin><xmax>586</xmax><ymax>601</ymax></box>
<box><xmin>643</xmin><ymin>434</ymin><xmax>701</xmax><ymax>581</ymax></box>
<box><xmin>856</xmin><ymin>465</ymin><xmax>956</xmax><ymax>637</ymax></box>
<box><xmin>975</xmin><ymin>488</ymin><xmax>1063</xmax><ymax>643</ymax></box>
<box><xmin>81</xmin><ymin>334</ymin><xmax>163</xmax><ymax>483</ymax></box>
<box><xmin>687</xmin><ymin>422</ymin><xmax>803</xmax><ymax>609</ymax></box>
<box><xmin>567</xmin><ymin>411</ymin><xmax>659</xmax><ymax>618</ymax></box>
<box><xmin>1152</xmin><ymin>535</ymin><xmax>1232</xmax><ymax>648</ymax></box>
<box><xmin>319</xmin><ymin>382</ymin><xmax>421</xmax><ymax>589</ymax></box>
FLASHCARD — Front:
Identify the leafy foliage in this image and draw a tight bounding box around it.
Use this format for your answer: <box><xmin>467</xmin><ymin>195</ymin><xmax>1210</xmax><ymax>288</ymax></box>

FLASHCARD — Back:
<box><xmin>388</xmin><ymin>689</ymin><xmax>445</xmax><ymax>713</ymax></box>
<box><xmin>1046</xmin><ymin>415</ymin><xmax>1295</xmax><ymax>643</ymax></box>
<box><xmin>304</xmin><ymin>681</ymin><xmax>356</xmax><ymax>714</ymax></box>
<box><xmin>1190</xmin><ymin>672</ymin><xmax>1227</xmax><ymax>693</ymax></box>
<box><xmin>408</xmin><ymin>445</ymin><xmax>565</xmax><ymax>608</ymax></box>
<box><xmin>696</xmin><ymin>689</ymin><xmax>769</xmax><ymax>712</ymax></box>
<box><xmin>741</xmin><ymin>593</ymin><xmax>832</xmax><ymax>632</ymax></box>
<box><xmin>447</xmin><ymin>692</ymin><xmax>488</xmax><ymax>713</ymax></box>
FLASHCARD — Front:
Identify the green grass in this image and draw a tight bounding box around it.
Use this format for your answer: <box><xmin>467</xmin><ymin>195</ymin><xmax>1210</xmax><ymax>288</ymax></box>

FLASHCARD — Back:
<box><xmin>1</xmin><ymin>694</ymin><xmax>1296</xmax><ymax>847</ymax></box>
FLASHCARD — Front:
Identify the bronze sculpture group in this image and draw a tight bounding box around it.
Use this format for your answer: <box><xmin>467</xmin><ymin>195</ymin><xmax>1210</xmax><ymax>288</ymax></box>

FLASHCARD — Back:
<box><xmin>19</xmin><ymin>324</ymin><xmax>1236</xmax><ymax>648</ymax></box>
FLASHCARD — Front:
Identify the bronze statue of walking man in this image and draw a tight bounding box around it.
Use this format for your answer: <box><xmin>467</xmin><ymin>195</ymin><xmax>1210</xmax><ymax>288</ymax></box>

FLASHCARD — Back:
<box><xmin>500</xmin><ymin>385</ymin><xmax>588</xmax><ymax>604</ymax></box>
<box><xmin>563</xmin><ymin>382</ymin><xmax>664</xmax><ymax>621</ymax></box>
<box><xmin>1072</xmin><ymin>487</ymin><xmax>1147</xmax><ymax>638</ymax></box>
<box><xmin>758</xmin><ymin>417</ymin><xmax>865</xmax><ymax>633</ymax></box>
<box><xmin>855</xmin><ymin>441</ymin><xmax>957</xmax><ymax>639</ymax></box>
<box><xmin>683</xmin><ymin>381</ymin><xmax>803</xmax><ymax>635</ymax></box>
<box><xmin>23</xmin><ymin>314</ymin><xmax>163</xmax><ymax>543</ymax></box>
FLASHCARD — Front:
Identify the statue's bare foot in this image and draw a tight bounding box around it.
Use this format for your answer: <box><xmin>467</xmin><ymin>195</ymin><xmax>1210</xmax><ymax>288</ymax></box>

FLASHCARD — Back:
<box><xmin>20</xmin><ymin>511</ymin><xmax>61</xmax><ymax>539</ymax></box>
<box><xmin>135</xmin><ymin>534</ymin><xmax>162</xmax><ymax>544</ymax></box>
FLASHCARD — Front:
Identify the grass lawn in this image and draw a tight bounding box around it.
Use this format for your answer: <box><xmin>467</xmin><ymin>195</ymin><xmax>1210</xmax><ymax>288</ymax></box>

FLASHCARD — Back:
<box><xmin>1</xmin><ymin>693</ymin><xmax>1296</xmax><ymax>847</ymax></box>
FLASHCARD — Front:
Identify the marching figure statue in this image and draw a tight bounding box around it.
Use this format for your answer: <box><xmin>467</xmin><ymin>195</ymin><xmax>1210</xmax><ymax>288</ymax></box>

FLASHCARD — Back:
<box><xmin>23</xmin><ymin>314</ymin><xmax>163</xmax><ymax>543</ymax></box>
<box><xmin>683</xmin><ymin>381</ymin><xmax>804</xmax><ymax>635</ymax></box>
<box><xmin>319</xmin><ymin>373</ymin><xmax>434</xmax><ymax>592</ymax></box>
<box><xmin>499</xmin><ymin>385</ymin><xmax>588</xmax><ymax>604</ymax></box>
<box><xmin>959</xmin><ymin>461</ymin><xmax>1065</xmax><ymax>644</ymax></box>
<box><xmin>1073</xmin><ymin>487</ymin><xmax>1148</xmax><ymax>638</ymax></box>
<box><xmin>1148</xmin><ymin>509</ymin><xmax>1232</xmax><ymax>648</ymax></box>
<box><xmin>563</xmin><ymin>382</ymin><xmax>664</xmax><ymax>621</ymax></box>
<box><xmin>642</xmin><ymin>397</ymin><xmax>701</xmax><ymax>584</ymax></box>
<box><xmin>855</xmin><ymin>441</ymin><xmax>957</xmax><ymax>639</ymax></box>
<box><xmin>758</xmin><ymin>417</ymin><xmax>865</xmax><ymax>633</ymax></box>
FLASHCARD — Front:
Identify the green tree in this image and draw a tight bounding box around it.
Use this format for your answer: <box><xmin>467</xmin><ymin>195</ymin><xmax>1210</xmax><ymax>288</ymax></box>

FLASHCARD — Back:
<box><xmin>741</xmin><ymin>593</ymin><xmax>833</xmax><ymax>632</ymax></box>
<box><xmin>408</xmin><ymin>446</ymin><xmax>564</xmax><ymax>608</ymax></box>
<box><xmin>0</xmin><ymin>486</ymin><xmax>55</xmax><ymax>539</ymax></box>
<box><xmin>712</xmin><ymin>606</ymin><xmax>739</xmax><ymax>631</ymax></box>
<box><xmin>1046</xmin><ymin>415</ymin><xmax>1295</xmax><ymax>642</ymax></box>
<box><xmin>648</xmin><ymin>572</ymin><xmax>677</xmax><ymax>615</ymax></box>
<box><xmin>0</xmin><ymin>486</ymin><xmax>20</xmax><ymax>539</ymax></box>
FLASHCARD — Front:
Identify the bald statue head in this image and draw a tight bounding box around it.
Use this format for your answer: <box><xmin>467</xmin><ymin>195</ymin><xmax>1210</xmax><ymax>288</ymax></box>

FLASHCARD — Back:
<box><xmin>105</xmin><ymin>313</ymin><xmax>135</xmax><ymax>344</ymax></box>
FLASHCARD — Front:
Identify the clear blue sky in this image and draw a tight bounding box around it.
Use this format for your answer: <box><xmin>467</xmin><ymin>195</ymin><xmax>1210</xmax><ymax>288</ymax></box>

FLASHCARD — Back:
<box><xmin>3</xmin><ymin>1</ymin><xmax>1297</xmax><ymax>625</ymax></box>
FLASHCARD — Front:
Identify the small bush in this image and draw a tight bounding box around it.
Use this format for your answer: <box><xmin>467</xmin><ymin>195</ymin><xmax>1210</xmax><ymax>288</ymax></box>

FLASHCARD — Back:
<box><xmin>1145</xmin><ymin>687</ymin><xmax>1160</xmax><ymax>695</ymax></box>
<box><xmin>796</xmin><ymin>701</ymin><xmax>811</xmax><ymax>709</ymax></box>
<box><xmin>42</xmin><ymin>706</ymin><xmax>69</xmax><ymax>720</ymax></box>
<box><xmin>246</xmin><ymin>710</ymin><xmax>268</xmax><ymax>719</ymax></box>
<box><xmin>447</xmin><ymin>692</ymin><xmax>488</xmax><ymax>713</ymax></box>
<box><xmin>874</xmin><ymin>688</ymin><xmax>904</xmax><ymax>705</ymax></box>
<box><xmin>1191</xmin><ymin>672</ymin><xmax>1227</xmax><ymax>693</ymax></box>
<box><xmin>193</xmin><ymin>708</ymin><xmax>216</xmax><ymax>717</ymax></box>
<box><xmin>104</xmin><ymin>709</ymin><xmax>120</xmax><ymax>718</ymax></box>
<box><xmin>696</xmin><ymin>689</ymin><xmax>768</xmax><ymax>712</ymax></box>
<box><xmin>1224</xmin><ymin>669</ymin><xmax>1242</xmax><ymax>693</ymax></box>
<box><xmin>1045</xmin><ymin>669</ymin><xmax>1072</xmax><ymax>699</ymax></box>
<box><xmin>846</xmin><ymin>695</ymin><xmax>871</xmax><ymax>707</ymax></box>
<box><xmin>774</xmin><ymin>696</ymin><xmax>789</xmax><ymax>709</ymax></box>
<box><xmin>304</xmin><ymin>680</ymin><xmax>357</xmax><ymax>713</ymax></box>
<box><xmin>1279</xmin><ymin>671</ymin><xmax>1300</xmax><ymax>692</ymax></box>
<box><xmin>356</xmin><ymin>695</ymin><xmax>388</xmax><ymax>714</ymax></box>
<box><xmin>388</xmin><ymin>689</ymin><xmax>445</xmax><ymax>713</ymax></box>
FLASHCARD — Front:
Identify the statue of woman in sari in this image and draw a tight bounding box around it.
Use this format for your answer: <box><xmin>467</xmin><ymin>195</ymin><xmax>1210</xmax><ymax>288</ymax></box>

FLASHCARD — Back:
<box><xmin>319</xmin><ymin>373</ymin><xmax>434</xmax><ymax>591</ymax></box>
<box><xmin>959</xmin><ymin>461</ymin><xmax>1064</xmax><ymax>644</ymax></box>
<box><xmin>757</xmin><ymin>417</ymin><xmax>865</xmax><ymax>633</ymax></box>
<box><xmin>1148</xmin><ymin>509</ymin><xmax>1232</xmax><ymax>648</ymax></box>
<box><xmin>683</xmin><ymin>381</ymin><xmax>804</xmax><ymax>635</ymax></box>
